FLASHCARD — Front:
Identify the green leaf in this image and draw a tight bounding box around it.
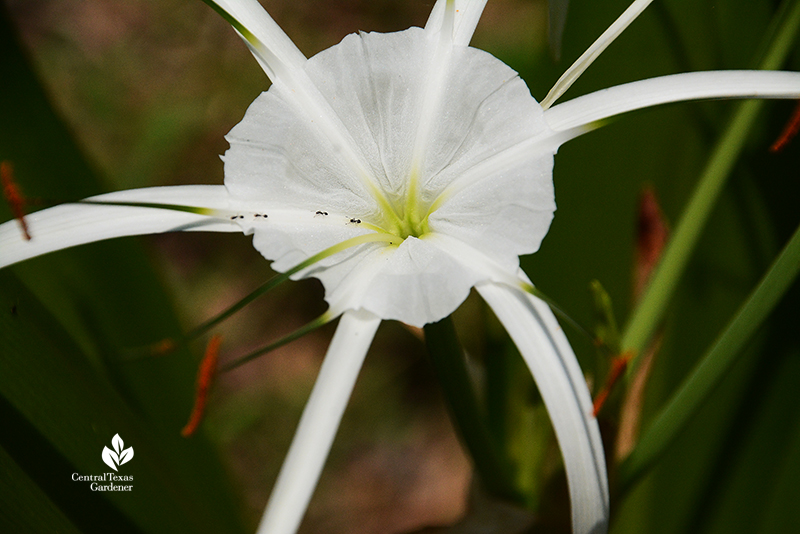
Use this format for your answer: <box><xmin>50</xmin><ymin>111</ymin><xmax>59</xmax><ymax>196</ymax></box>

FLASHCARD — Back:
<box><xmin>619</xmin><ymin>219</ymin><xmax>800</xmax><ymax>490</ymax></box>
<box><xmin>0</xmin><ymin>5</ymin><xmax>245</xmax><ymax>533</ymax></box>
<box><xmin>620</xmin><ymin>0</ymin><xmax>800</xmax><ymax>361</ymax></box>
<box><xmin>424</xmin><ymin>317</ymin><xmax>521</xmax><ymax>503</ymax></box>
<box><xmin>0</xmin><ymin>443</ymin><xmax>84</xmax><ymax>534</ymax></box>
<box><xmin>0</xmin><ymin>270</ymin><xmax>243</xmax><ymax>533</ymax></box>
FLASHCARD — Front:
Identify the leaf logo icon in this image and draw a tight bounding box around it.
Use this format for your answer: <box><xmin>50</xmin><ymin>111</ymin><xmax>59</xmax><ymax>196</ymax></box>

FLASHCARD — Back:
<box><xmin>101</xmin><ymin>433</ymin><xmax>134</xmax><ymax>471</ymax></box>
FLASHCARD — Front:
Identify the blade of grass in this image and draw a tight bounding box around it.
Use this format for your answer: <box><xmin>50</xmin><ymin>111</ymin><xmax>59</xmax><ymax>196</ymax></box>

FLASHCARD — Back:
<box><xmin>618</xmin><ymin>219</ymin><xmax>800</xmax><ymax>492</ymax></box>
<box><xmin>620</xmin><ymin>0</ymin><xmax>800</xmax><ymax>361</ymax></box>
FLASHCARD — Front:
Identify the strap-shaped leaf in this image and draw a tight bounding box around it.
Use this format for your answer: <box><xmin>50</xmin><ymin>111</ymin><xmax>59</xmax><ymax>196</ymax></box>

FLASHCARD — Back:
<box><xmin>0</xmin><ymin>6</ymin><xmax>245</xmax><ymax>533</ymax></box>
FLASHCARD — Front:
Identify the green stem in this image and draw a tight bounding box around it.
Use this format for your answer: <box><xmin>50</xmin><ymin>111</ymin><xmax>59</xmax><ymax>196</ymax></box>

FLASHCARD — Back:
<box><xmin>183</xmin><ymin>232</ymin><xmax>393</xmax><ymax>341</ymax></box>
<box><xmin>219</xmin><ymin>313</ymin><xmax>331</xmax><ymax>372</ymax></box>
<box><xmin>424</xmin><ymin>317</ymin><xmax>522</xmax><ymax>502</ymax></box>
<box><xmin>618</xmin><ymin>220</ymin><xmax>800</xmax><ymax>492</ymax></box>
<box><xmin>620</xmin><ymin>0</ymin><xmax>800</xmax><ymax>361</ymax></box>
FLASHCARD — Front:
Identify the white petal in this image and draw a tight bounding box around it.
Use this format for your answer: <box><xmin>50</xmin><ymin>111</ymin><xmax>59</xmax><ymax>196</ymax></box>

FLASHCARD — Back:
<box><xmin>413</xmin><ymin>47</ymin><xmax>550</xmax><ymax>208</ymax></box>
<box><xmin>248</xmin><ymin>210</ymin><xmax>374</xmax><ymax>274</ymax></box>
<box><xmin>423</xmin><ymin>232</ymin><xmax>522</xmax><ymax>286</ymax></box>
<box><xmin>283</xmin><ymin>235</ymin><xmax>485</xmax><ymax>328</ymax></box>
<box><xmin>544</xmin><ymin>70</ymin><xmax>800</xmax><ymax>132</ymax></box>
<box><xmin>255</xmin><ymin>227</ymin><xmax>523</xmax><ymax>329</ymax></box>
<box><xmin>223</xmin><ymin>86</ymin><xmax>380</xmax><ymax>221</ymax></box>
<box><xmin>299</xmin><ymin>30</ymin><xmax>435</xmax><ymax>203</ymax></box>
<box><xmin>540</xmin><ymin>0</ymin><xmax>654</xmax><ymax>109</ymax></box>
<box><xmin>213</xmin><ymin>3</ymin><xmax>394</xmax><ymax>210</ymax></box>
<box><xmin>428</xmin><ymin>138</ymin><xmax>556</xmax><ymax>264</ymax></box>
<box><xmin>477</xmin><ymin>281</ymin><xmax>609</xmax><ymax>534</ymax></box>
<box><xmin>0</xmin><ymin>186</ymin><xmax>238</xmax><ymax>268</ymax></box>
<box><xmin>425</xmin><ymin>0</ymin><xmax>489</xmax><ymax>46</ymax></box>
<box><xmin>410</xmin><ymin>0</ymin><xmax>458</xmax><ymax>179</ymax></box>
<box><xmin>232</xmin><ymin>27</ymin><xmax>551</xmax><ymax>213</ymax></box>
<box><xmin>348</xmin><ymin>237</ymin><xmax>483</xmax><ymax>327</ymax></box>
<box><xmin>226</xmin><ymin>28</ymin><xmax>432</xmax><ymax>209</ymax></box>
<box><xmin>254</xmin><ymin>225</ymin><xmax>535</xmax><ymax>329</ymax></box>
<box><xmin>255</xmin><ymin>310</ymin><xmax>381</xmax><ymax>534</ymax></box>
<box><xmin>210</xmin><ymin>0</ymin><xmax>307</xmax><ymax>81</ymax></box>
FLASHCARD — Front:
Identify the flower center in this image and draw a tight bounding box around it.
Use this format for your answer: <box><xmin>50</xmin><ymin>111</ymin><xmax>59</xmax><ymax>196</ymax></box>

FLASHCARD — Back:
<box><xmin>378</xmin><ymin>170</ymin><xmax>433</xmax><ymax>241</ymax></box>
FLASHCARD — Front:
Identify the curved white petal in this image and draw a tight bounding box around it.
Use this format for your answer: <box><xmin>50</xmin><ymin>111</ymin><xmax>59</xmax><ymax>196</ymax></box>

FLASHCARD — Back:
<box><xmin>425</xmin><ymin>0</ymin><xmax>489</xmax><ymax>47</ymax></box>
<box><xmin>210</xmin><ymin>0</ymin><xmax>307</xmax><ymax>81</ymax></box>
<box><xmin>255</xmin><ymin>310</ymin><xmax>381</xmax><ymax>534</ymax></box>
<box><xmin>226</xmin><ymin>27</ymin><xmax>549</xmax><ymax>209</ymax></box>
<box><xmin>0</xmin><ymin>186</ymin><xmax>238</xmax><ymax>269</ymax></box>
<box><xmin>257</xmin><ymin>226</ymin><xmax>531</xmax><ymax>330</ymax></box>
<box><xmin>410</xmin><ymin>0</ymin><xmax>458</xmax><ymax>179</ymax></box>
<box><xmin>223</xmin><ymin>85</ymin><xmax>379</xmax><ymax>220</ymax></box>
<box><xmin>427</xmin><ymin>137</ymin><xmax>556</xmax><ymax>263</ymax></box>
<box><xmin>423</xmin><ymin>233</ymin><xmax>522</xmax><ymax>285</ymax></box>
<box><xmin>216</xmin><ymin>8</ymin><xmax>390</xmax><ymax>206</ymax></box>
<box><xmin>248</xmin><ymin>211</ymin><xmax>375</xmax><ymax>274</ymax></box>
<box><xmin>275</xmin><ymin>234</ymin><xmax>484</xmax><ymax>328</ymax></box>
<box><xmin>350</xmin><ymin>237</ymin><xmax>483</xmax><ymax>327</ymax></box>
<box><xmin>544</xmin><ymin>70</ymin><xmax>800</xmax><ymax>132</ymax></box>
<box><xmin>477</xmin><ymin>281</ymin><xmax>609</xmax><ymax>534</ymax></box>
<box><xmin>541</xmin><ymin>0</ymin><xmax>654</xmax><ymax>109</ymax></box>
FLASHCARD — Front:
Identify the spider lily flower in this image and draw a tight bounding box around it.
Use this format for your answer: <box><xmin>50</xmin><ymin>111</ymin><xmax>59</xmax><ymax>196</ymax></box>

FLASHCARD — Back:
<box><xmin>2</xmin><ymin>0</ymin><xmax>800</xmax><ymax>533</ymax></box>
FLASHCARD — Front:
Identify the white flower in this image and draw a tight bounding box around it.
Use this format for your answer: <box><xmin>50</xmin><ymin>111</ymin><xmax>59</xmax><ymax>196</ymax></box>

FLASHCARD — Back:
<box><xmin>2</xmin><ymin>0</ymin><xmax>799</xmax><ymax>533</ymax></box>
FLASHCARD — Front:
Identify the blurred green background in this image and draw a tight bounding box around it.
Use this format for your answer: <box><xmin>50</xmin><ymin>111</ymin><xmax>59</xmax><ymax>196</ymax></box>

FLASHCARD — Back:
<box><xmin>1</xmin><ymin>0</ymin><xmax>799</xmax><ymax>533</ymax></box>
